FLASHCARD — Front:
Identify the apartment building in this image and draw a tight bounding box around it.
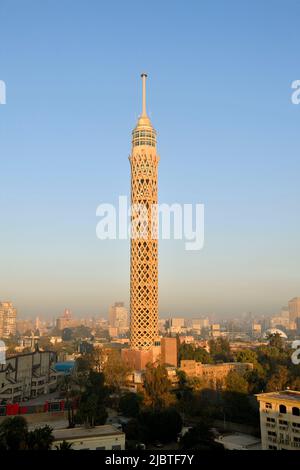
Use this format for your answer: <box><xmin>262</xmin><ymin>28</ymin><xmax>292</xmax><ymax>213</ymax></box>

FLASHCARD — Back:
<box><xmin>256</xmin><ymin>390</ymin><xmax>300</xmax><ymax>450</ymax></box>
<box><xmin>0</xmin><ymin>348</ymin><xmax>58</xmax><ymax>403</ymax></box>
<box><xmin>0</xmin><ymin>302</ymin><xmax>17</xmax><ymax>338</ymax></box>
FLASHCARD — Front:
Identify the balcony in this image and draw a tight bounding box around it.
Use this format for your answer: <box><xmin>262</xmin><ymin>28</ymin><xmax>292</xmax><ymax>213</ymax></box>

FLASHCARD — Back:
<box><xmin>279</xmin><ymin>425</ymin><xmax>289</xmax><ymax>431</ymax></box>
<box><xmin>268</xmin><ymin>436</ymin><xmax>277</xmax><ymax>443</ymax></box>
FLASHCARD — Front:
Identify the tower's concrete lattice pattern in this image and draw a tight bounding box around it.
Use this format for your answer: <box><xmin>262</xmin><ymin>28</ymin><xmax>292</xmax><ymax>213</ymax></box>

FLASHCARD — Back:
<box><xmin>129</xmin><ymin>74</ymin><xmax>159</xmax><ymax>350</ymax></box>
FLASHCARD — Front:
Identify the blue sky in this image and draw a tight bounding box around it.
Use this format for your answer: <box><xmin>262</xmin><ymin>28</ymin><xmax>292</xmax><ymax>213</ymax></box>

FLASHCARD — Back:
<box><xmin>0</xmin><ymin>0</ymin><xmax>299</xmax><ymax>319</ymax></box>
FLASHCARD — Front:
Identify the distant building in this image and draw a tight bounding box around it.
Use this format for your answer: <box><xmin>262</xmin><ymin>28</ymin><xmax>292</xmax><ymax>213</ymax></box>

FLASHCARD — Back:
<box><xmin>109</xmin><ymin>302</ymin><xmax>128</xmax><ymax>331</ymax></box>
<box><xmin>158</xmin><ymin>319</ymin><xmax>167</xmax><ymax>333</ymax></box>
<box><xmin>16</xmin><ymin>319</ymin><xmax>34</xmax><ymax>335</ymax></box>
<box><xmin>168</xmin><ymin>318</ymin><xmax>185</xmax><ymax>334</ymax></box>
<box><xmin>256</xmin><ymin>390</ymin><xmax>300</xmax><ymax>450</ymax></box>
<box><xmin>56</xmin><ymin>309</ymin><xmax>78</xmax><ymax>330</ymax></box>
<box><xmin>51</xmin><ymin>425</ymin><xmax>125</xmax><ymax>450</ymax></box>
<box><xmin>0</xmin><ymin>348</ymin><xmax>58</xmax><ymax>403</ymax></box>
<box><xmin>188</xmin><ymin>318</ymin><xmax>210</xmax><ymax>334</ymax></box>
<box><xmin>180</xmin><ymin>360</ymin><xmax>253</xmax><ymax>389</ymax></box>
<box><xmin>289</xmin><ymin>298</ymin><xmax>300</xmax><ymax>330</ymax></box>
<box><xmin>252</xmin><ymin>322</ymin><xmax>262</xmax><ymax>337</ymax></box>
<box><xmin>270</xmin><ymin>310</ymin><xmax>290</xmax><ymax>330</ymax></box>
<box><xmin>210</xmin><ymin>323</ymin><xmax>221</xmax><ymax>338</ymax></box>
<box><xmin>0</xmin><ymin>301</ymin><xmax>17</xmax><ymax>338</ymax></box>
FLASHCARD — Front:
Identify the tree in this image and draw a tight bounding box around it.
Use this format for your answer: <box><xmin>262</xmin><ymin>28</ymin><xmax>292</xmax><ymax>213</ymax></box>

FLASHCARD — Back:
<box><xmin>225</xmin><ymin>370</ymin><xmax>249</xmax><ymax>394</ymax></box>
<box><xmin>209</xmin><ymin>338</ymin><xmax>232</xmax><ymax>362</ymax></box>
<box><xmin>179</xmin><ymin>343</ymin><xmax>211</xmax><ymax>364</ymax></box>
<box><xmin>27</xmin><ymin>425</ymin><xmax>54</xmax><ymax>450</ymax></box>
<box><xmin>139</xmin><ymin>408</ymin><xmax>183</xmax><ymax>443</ymax></box>
<box><xmin>266</xmin><ymin>366</ymin><xmax>289</xmax><ymax>392</ymax></box>
<box><xmin>142</xmin><ymin>363</ymin><xmax>174</xmax><ymax>410</ymax></box>
<box><xmin>176</xmin><ymin>369</ymin><xmax>188</xmax><ymax>389</ymax></box>
<box><xmin>235</xmin><ymin>349</ymin><xmax>258</xmax><ymax>365</ymax></box>
<box><xmin>0</xmin><ymin>418</ymin><xmax>54</xmax><ymax>451</ymax></box>
<box><xmin>0</xmin><ymin>416</ymin><xmax>28</xmax><ymax>450</ymax></box>
<box><xmin>62</xmin><ymin>328</ymin><xmax>73</xmax><ymax>342</ymax></box>
<box><xmin>103</xmin><ymin>350</ymin><xmax>131</xmax><ymax>392</ymax></box>
<box><xmin>266</xmin><ymin>332</ymin><xmax>284</xmax><ymax>350</ymax></box>
<box><xmin>75</xmin><ymin>370</ymin><xmax>108</xmax><ymax>427</ymax></box>
<box><xmin>119</xmin><ymin>392</ymin><xmax>143</xmax><ymax>418</ymax></box>
<box><xmin>180</xmin><ymin>421</ymin><xmax>223</xmax><ymax>451</ymax></box>
<box><xmin>55</xmin><ymin>440</ymin><xmax>73</xmax><ymax>451</ymax></box>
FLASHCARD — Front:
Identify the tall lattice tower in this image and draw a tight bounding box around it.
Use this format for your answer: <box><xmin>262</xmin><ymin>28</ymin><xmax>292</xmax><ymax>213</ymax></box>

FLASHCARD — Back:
<box><xmin>129</xmin><ymin>73</ymin><xmax>159</xmax><ymax>350</ymax></box>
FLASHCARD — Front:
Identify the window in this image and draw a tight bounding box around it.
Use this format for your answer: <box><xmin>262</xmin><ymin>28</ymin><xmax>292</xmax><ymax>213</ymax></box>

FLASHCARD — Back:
<box><xmin>268</xmin><ymin>431</ymin><xmax>277</xmax><ymax>436</ymax></box>
<box><xmin>96</xmin><ymin>446</ymin><xmax>106</xmax><ymax>450</ymax></box>
<box><xmin>279</xmin><ymin>405</ymin><xmax>287</xmax><ymax>414</ymax></box>
<box><xmin>268</xmin><ymin>445</ymin><xmax>277</xmax><ymax>450</ymax></box>
<box><xmin>279</xmin><ymin>420</ymin><xmax>288</xmax><ymax>425</ymax></box>
<box><xmin>292</xmin><ymin>407</ymin><xmax>300</xmax><ymax>416</ymax></box>
<box><xmin>112</xmin><ymin>445</ymin><xmax>121</xmax><ymax>450</ymax></box>
<box><xmin>267</xmin><ymin>417</ymin><xmax>275</xmax><ymax>422</ymax></box>
<box><xmin>266</xmin><ymin>403</ymin><xmax>272</xmax><ymax>409</ymax></box>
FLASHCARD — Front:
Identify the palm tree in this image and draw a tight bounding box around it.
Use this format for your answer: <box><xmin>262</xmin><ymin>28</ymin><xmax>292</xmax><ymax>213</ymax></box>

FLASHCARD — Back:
<box><xmin>55</xmin><ymin>440</ymin><xmax>73</xmax><ymax>451</ymax></box>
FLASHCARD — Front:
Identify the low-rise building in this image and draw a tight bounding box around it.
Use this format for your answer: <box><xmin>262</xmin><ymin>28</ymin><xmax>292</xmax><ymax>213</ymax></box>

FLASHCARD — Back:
<box><xmin>180</xmin><ymin>360</ymin><xmax>253</xmax><ymax>388</ymax></box>
<box><xmin>215</xmin><ymin>433</ymin><xmax>261</xmax><ymax>450</ymax></box>
<box><xmin>256</xmin><ymin>390</ymin><xmax>300</xmax><ymax>450</ymax></box>
<box><xmin>52</xmin><ymin>425</ymin><xmax>125</xmax><ymax>450</ymax></box>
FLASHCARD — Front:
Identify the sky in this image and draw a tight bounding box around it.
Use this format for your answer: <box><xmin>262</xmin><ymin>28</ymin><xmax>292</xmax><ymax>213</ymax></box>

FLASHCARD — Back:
<box><xmin>0</xmin><ymin>0</ymin><xmax>300</xmax><ymax>319</ymax></box>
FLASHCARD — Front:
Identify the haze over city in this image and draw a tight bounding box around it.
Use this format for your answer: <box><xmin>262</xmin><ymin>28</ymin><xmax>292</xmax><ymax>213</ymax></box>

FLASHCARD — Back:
<box><xmin>1</xmin><ymin>0</ymin><xmax>300</xmax><ymax>318</ymax></box>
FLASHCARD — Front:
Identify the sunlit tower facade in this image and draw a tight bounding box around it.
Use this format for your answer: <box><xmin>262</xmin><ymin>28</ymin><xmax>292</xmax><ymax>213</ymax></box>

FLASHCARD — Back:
<box><xmin>129</xmin><ymin>73</ymin><xmax>159</xmax><ymax>351</ymax></box>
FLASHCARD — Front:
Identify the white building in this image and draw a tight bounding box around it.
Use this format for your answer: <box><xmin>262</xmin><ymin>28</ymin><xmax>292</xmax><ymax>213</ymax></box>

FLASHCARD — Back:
<box><xmin>52</xmin><ymin>425</ymin><xmax>125</xmax><ymax>450</ymax></box>
<box><xmin>215</xmin><ymin>433</ymin><xmax>261</xmax><ymax>450</ymax></box>
<box><xmin>256</xmin><ymin>390</ymin><xmax>300</xmax><ymax>450</ymax></box>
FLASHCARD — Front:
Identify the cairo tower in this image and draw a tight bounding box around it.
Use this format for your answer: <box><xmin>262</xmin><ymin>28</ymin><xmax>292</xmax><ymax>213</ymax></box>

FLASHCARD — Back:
<box><xmin>130</xmin><ymin>73</ymin><xmax>159</xmax><ymax>350</ymax></box>
<box><xmin>122</xmin><ymin>74</ymin><xmax>161</xmax><ymax>370</ymax></box>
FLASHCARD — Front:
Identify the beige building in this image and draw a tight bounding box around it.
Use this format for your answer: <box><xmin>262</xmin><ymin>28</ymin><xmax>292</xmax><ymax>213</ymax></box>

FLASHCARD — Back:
<box><xmin>0</xmin><ymin>348</ymin><xmax>58</xmax><ymax>403</ymax></box>
<box><xmin>210</xmin><ymin>323</ymin><xmax>221</xmax><ymax>338</ymax></box>
<box><xmin>168</xmin><ymin>318</ymin><xmax>185</xmax><ymax>334</ymax></box>
<box><xmin>288</xmin><ymin>298</ymin><xmax>300</xmax><ymax>329</ymax></box>
<box><xmin>180</xmin><ymin>360</ymin><xmax>253</xmax><ymax>388</ymax></box>
<box><xmin>0</xmin><ymin>301</ymin><xmax>17</xmax><ymax>338</ymax></box>
<box><xmin>109</xmin><ymin>302</ymin><xmax>128</xmax><ymax>331</ymax></box>
<box><xmin>256</xmin><ymin>390</ymin><xmax>300</xmax><ymax>450</ymax></box>
<box><xmin>56</xmin><ymin>309</ymin><xmax>78</xmax><ymax>330</ymax></box>
<box><xmin>189</xmin><ymin>317</ymin><xmax>210</xmax><ymax>334</ymax></box>
<box><xmin>52</xmin><ymin>425</ymin><xmax>125</xmax><ymax>450</ymax></box>
<box><xmin>270</xmin><ymin>308</ymin><xmax>290</xmax><ymax>330</ymax></box>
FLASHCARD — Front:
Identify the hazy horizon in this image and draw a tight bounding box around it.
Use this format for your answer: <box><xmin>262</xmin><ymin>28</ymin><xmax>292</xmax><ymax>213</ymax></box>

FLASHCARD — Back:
<box><xmin>1</xmin><ymin>1</ymin><xmax>300</xmax><ymax>319</ymax></box>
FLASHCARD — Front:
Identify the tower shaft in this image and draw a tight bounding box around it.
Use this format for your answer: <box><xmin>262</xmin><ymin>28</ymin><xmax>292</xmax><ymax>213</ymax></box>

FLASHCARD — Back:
<box><xmin>129</xmin><ymin>74</ymin><xmax>159</xmax><ymax>350</ymax></box>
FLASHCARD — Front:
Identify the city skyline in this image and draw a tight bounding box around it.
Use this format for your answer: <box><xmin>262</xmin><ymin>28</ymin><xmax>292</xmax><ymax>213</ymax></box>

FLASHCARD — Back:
<box><xmin>1</xmin><ymin>1</ymin><xmax>300</xmax><ymax>318</ymax></box>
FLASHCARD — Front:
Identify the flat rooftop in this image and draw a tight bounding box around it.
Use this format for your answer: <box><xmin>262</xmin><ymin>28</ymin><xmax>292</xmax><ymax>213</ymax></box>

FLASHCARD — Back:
<box><xmin>53</xmin><ymin>424</ymin><xmax>124</xmax><ymax>441</ymax></box>
<box><xmin>215</xmin><ymin>433</ymin><xmax>261</xmax><ymax>449</ymax></box>
<box><xmin>256</xmin><ymin>390</ymin><xmax>300</xmax><ymax>404</ymax></box>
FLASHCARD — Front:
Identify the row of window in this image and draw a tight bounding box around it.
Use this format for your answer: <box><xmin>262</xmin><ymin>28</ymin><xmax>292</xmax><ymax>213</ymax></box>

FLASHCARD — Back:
<box><xmin>133</xmin><ymin>130</ymin><xmax>156</xmax><ymax>138</ymax></box>
<box><xmin>133</xmin><ymin>140</ymin><xmax>156</xmax><ymax>147</ymax></box>
<box><xmin>265</xmin><ymin>403</ymin><xmax>300</xmax><ymax>415</ymax></box>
